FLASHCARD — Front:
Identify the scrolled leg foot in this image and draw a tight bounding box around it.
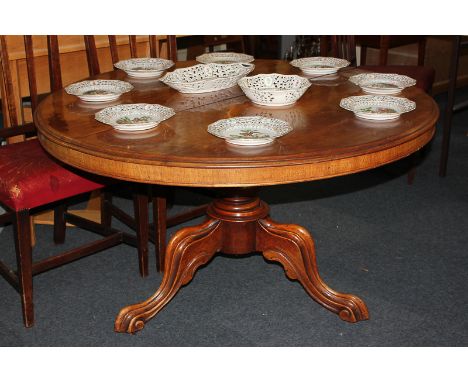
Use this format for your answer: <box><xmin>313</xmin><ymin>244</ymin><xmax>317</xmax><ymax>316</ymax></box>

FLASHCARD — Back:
<box><xmin>115</xmin><ymin>218</ymin><xmax>223</xmax><ymax>333</ymax></box>
<box><xmin>256</xmin><ymin>218</ymin><xmax>369</xmax><ymax>323</ymax></box>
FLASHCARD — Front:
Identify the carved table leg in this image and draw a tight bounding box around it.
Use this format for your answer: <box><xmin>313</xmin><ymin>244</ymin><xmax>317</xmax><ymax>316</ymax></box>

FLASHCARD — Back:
<box><xmin>115</xmin><ymin>188</ymin><xmax>368</xmax><ymax>334</ymax></box>
<box><xmin>256</xmin><ymin>218</ymin><xmax>369</xmax><ymax>322</ymax></box>
<box><xmin>115</xmin><ymin>218</ymin><xmax>223</xmax><ymax>333</ymax></box>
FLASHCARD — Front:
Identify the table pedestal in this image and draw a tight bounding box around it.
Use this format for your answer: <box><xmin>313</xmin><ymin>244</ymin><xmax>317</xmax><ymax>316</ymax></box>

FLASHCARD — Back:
<box><xmin>115</xmin><ymin>189</ymin><xmax>369</xmax><ymax>334</ymax></box>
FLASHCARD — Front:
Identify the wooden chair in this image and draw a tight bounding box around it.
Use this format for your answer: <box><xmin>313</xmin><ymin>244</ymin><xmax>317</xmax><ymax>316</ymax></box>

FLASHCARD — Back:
<box><xmin>355</xmin><ymin>35</ymin><xmax>427</xmax><ymax>66</ymax></box>
<box><xmin>439</xmin><ymin>36</ymin><xmax>468</xmax><ymax>177</ymax></box>
<box><xmin>0</xmin><ymin>35</ymin><xmax>152</xmax><ymax>327</ymax></box>
<box><xmin>83</xmin><ymin>35</ymin><xmax>208</xmax><ymax>272</ymax></box>
<box><xmin>321</xmin><ymin>35</ymin><xmax>436</xmax><ymax>184</ymax></box>
<box><xmin>202</xmin><ymin>36</ymin><xmax>246</xmax><ymax>54</ymax></box>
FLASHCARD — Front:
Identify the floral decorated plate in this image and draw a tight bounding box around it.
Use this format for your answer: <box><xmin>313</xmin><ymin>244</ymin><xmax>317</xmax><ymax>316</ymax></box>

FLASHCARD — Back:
<box><xmin>349</xmin><ymin>73</ymin><xmax>417</xmax><ymax>95</ymax></box>
<box><xmin>95</xmin><ymin>104</ymin><xmax>175</xmax><ymax>131</ymax></box>
<box><xmin>207</xmin><ymin>116</ymin><xmax>292</xmax><ymax>146</ymax></box>
<box><xmin>196</xmin><ymin>52</ymin><xmax>254</xmax><ymax>64</ymax></box>
<box><xmin>114</xmin><ymin>58</ymin><xmax>174</xmax><ymax>78</ymax></box>
<box><xmin>290</xmin><ymin>57</ymin><xmax>350</xmax><ymax>75</ymax></box>
<box><xmin>238</xmin><ymin>73</ymin><xmax>311</xmax><ymax>106</ymax></box>
<box><xmin>65</xmin><ymin>80</ymin><xmax>133</xmax><ymax>102</ymax></box>
<box><xmin>340</xmin><ymin>95</ymin><xmax>416</xmax><ymax>121</ymax></box>
<box><xmin>160</xmin><ymin>63</ymin><xmax>254</xmax><ymax>93</ymax></box>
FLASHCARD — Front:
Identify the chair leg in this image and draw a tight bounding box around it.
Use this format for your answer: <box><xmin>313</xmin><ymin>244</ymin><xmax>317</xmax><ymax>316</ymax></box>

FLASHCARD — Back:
<box><xmin>53</xmin><ymin>204</ymin><xmax>66</xmax><ymax>244</ymax></box>
<box><xmin>13</xmin><ymin>210</ymin><xmax>34</xmax><ymax>327</ymax></box>
<box><xmin>152</xmin><ymin>186</ymin><xmax>167</xmax><ymax>273</ymax></box>
<box><xmin>100</xmin><ymin>191</ymin><xmax>113</xmax><ymax>230</ymax></box>
<box><xmin>407</xmin><ymin>152</ymin><xmax>419</xmax><ymax>185</ymax></box>
<box><xmin>440</xmin><ymin>36</ymin><xmax>461</xmax><ymax>177</ymax></box>
<box><xmin>133</xmin><ymin>185</ymin><xmax>149</xmax><ymax>277</ymax></box>
<box><xmin>360</xmin><ymin>46</ymin><xmax>367</xmax><ymax>65</ymax></box>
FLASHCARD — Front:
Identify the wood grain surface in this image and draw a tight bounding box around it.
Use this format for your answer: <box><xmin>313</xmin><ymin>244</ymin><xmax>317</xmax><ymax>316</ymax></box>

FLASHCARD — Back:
<box><xmin>35</xmin><ymin>60</ymin><xmax>439</xmax><ymax>187</ymax></box>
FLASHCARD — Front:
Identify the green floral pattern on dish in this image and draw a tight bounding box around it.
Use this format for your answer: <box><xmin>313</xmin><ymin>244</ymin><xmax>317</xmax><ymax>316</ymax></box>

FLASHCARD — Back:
<box><xmin>83</xmin><ymin>89</ymin><xmax>113</xmax><ymax>95</ymax></box>
<box><xmin>228</xmin><ymin>129</ymin><xmax>271</xmax><ymax>140</ymax></box>
<box><xmin>116</xmin><ymin>116</ymin><xmax>152</xmax><ymax>125</ymax></box>
<box><xmin>359</xmin><ymin>106</ymin><xmax>397</xmax><ymax>114</ymax></box>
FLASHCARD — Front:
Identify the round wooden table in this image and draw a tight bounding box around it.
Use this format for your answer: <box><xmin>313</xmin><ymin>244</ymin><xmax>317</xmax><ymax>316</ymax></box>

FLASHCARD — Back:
<box><xmin>35</xmin><ymin>60</ymin><xmax>439</xmax><ymax>333</ymax></box>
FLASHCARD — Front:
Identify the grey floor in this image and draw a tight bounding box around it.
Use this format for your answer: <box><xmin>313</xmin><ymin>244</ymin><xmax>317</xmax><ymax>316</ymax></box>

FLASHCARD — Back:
<box><xmin>0</xmin><ymin>91</ymin><xmax>467</xmax><ymax>346</ymax></box>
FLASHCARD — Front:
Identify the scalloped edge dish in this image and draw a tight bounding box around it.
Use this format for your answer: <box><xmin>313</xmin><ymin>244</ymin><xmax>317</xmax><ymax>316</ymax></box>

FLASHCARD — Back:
<box><xmin>65</xmin><ymin>80</ymin><xmax>133</xmax><ymax>102</ymax></box>
<box><xmin>290</xmin><ymin>57</ymin><xmax>350</xmax><ymax>75</ymax></box>
<box><xmin>340</xmin><ymin>95</ymin><xmax>416</xmax><ymax>121</ymax></box>
<box><xmin>208</xmin><ymin>116</ymin><xmax>292</xmax><ymax>146</ymax></box>
<box><xmin>95</xmin><ymin>103</ymin><xmax>175</xmax><ymax>131</ymax></box>
<box><xmin>349</xmin><ymin>73</ymin><xmax>417</xmax><ymax>95</ymax></box>
<box><xmin>114</xmin><ymin>58</ymin><xmax>174</xmax><ymax>78</ymax></box>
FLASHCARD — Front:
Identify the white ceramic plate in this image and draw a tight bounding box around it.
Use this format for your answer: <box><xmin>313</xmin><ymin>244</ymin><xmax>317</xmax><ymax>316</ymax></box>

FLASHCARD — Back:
<box><xmin>95</xmin><ymin>103</ymin><xmax>175</xmax><ymax>131</ymax></box>
<box><xmin>196</xmin><ymin>52</ymin><xmax>254</xmax><ymax>64</ymax></box>
<box><xmin>207</xmin><ymin>116</ymin><xmax>292</xmax><ymax>146</ymax></box>
<box><xmin>160</xmin><ymin>63</ymin><xmax>254</xmax><ymax>93</ymax></box>
<box><xmin>114</xmin><ymin>58</ymin><xmax>174</xmax><ymax>78</ymax></box>
<box><xmin>238</xmin><ymin>73</ymin><xmax>311</xmax><ymax>106</ymax></box>
<box><xmin>340</xmin><ymin>95</ymin><xmax>416</xmax><ymax>121</ymax></box>
<box><xmin>290</xmin><ymin>57</ymin><xmax>350</xmax><ymax>75</ymax></box>
<box><xmin>349</xmin><ymin>73</ymin><xmax>417</xmax><ymax>95</ymax></box>
<box><xmin>65</xmin><ymin>80</ymin><xmax>133</xmax><ymax>102</ymax></box>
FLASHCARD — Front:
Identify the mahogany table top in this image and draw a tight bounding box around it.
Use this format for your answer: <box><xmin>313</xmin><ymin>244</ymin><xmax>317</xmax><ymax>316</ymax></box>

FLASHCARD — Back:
<box><xmin>35</xmin><ymin>59</ymin><xmax>439</xmax><ymax>187</ymax></box>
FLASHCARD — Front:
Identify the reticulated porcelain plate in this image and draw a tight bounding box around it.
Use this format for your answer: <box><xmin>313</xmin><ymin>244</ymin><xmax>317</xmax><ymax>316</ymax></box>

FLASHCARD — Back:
<box><xmin>95</xmin><ymin>104</ymin><xmax>175</xmax><ymax>131</ymax></box>
<box><xmin>340</xmin><ymin>95</ymin><xmax>416</xmax><ymax>121</ymax></box>
<box><xmin>114</xmin><ymin>58</ymin><xmax>174</xmax><ymax>78</ymax></box>
<box><xmin>238</xmin><ymin>73</ymin><xmax>311</xmax><ymax>106</ymax></box>
<box><xmin>160</xmin><ymin>63</ymin><xmax>254</xmax><ymax>93</ymax></box>
<box><xmin>349</xmin><ymin>73</ymin><xmax>417</xmax><ymax>95</ymax></box>
<box><xmin>65</xmin><ymin>80</ymin><xmax>133</xmax><ymax>102</ymax></box>
<box><xmin>207</xmin><ymin>116</ymin><xmax>292</xmax><ymax>146</ymax></box>
<box><xmin>196</xmin><ymin>52</ymin><xmax>254</xmax><ymax>64</ymax></box>
<box><xmin>290</xmin><ymin>57</ymin><xmax>350</xmax><ymax>75</ymax></box>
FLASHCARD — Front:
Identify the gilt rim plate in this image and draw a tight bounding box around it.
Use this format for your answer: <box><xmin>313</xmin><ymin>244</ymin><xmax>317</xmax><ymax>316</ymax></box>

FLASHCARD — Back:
<box><xmin>65</xmin><ymin>80</ymin><xmax>133</xmax><ymax>102</ymax></box>
<box><xmin>290</xmin><ymin>57</ymin><xmax>350</xmax><ymax>75</ymax></box>
<box><xmin>196</xmin><ymin>52</ymin><xmax>255</xmax><ymax>64</ymax></box>
<box><xmin>207</xmin><ymin>116</ymin><xmax>292</xmax><ymax>146</ymax></box>
<box><xmin>349</xmin><ymin>73</ymin><xmax>417</xmax><ymax>95</ymax></box>
<box><xmin>95</xmin><ymin>103</ymin><xmax>175</xmax><ymax>131</ymax></box>
<box><xmin>114</xmin><ymin>58</ymin><xmax>175</xmax><ymax>78</ymax></box>
<box><xmin>340</xmin><ymin>95</ymin><xmax>416</xmax><ymax>121</ymax></box>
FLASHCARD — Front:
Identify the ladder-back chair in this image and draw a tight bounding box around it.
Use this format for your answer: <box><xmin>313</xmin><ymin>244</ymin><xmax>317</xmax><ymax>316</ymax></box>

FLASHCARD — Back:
<box><xmin>83</xmin><ymin>35</ymin><xmax>208</xmax><ymax>273</ymax></box>
<box><xmin>321</xmin><ymin>35</ymin><xmax>436</xmax><ymax>184</ymax></box>
<box><xmin>0</xmin><ymin>35</ymin><xmax>149</xmax><ymax>327</ymax></box>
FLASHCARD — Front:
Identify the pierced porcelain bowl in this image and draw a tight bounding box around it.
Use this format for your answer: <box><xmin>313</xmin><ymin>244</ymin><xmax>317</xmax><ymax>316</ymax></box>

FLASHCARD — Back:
<box><xmin>95</xmin><ymin>103</ymin><xmax>175</xmax><ymax>131</ymax></box>
<box><xmin>114</xmin><ymin>58</ymin><xmax>174</xmax><ymax>78</ymax></box>
<box><xmin>237</xmin><ymin>73</ymin><xmax>311</xmax><ymax>106</ymax></box>
<box><xmin>290</xmin><ymin>57</ymin><xmax>350</xmax><ymax>75</ymax></box>
<box><xmin>65</xmin><ymin>80</ymin><xmax>133</xmax><ymax>102</ymax></box>
<box><xmin>340</xmin><ymin>95</ymin><xmax>416</xmax><ymax>121</ymax></box>
<box><xmin>349</xmin><ymin>73</ymin><xmax>417</xmax><ymax>95</ymax></box>
<box><xmin>160</xmin><ymin>63</ymin><xmax>254</xmax><ymax>93</ymax></box>
<box><xmin>196</xmin><ymin>52</ymin><xmax>254</xmax><ymax>64</ymax></box>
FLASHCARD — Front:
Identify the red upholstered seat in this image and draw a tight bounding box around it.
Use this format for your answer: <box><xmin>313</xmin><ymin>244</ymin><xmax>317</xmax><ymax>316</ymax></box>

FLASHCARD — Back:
<box><xmin>359</xmin><ymin>65</ymin><xmax>435</xmax><ymax>93</ymax></box>
<box><xmin>0</xmin><ymin>139</ymin><xmax>105</xmax><ymax>211</ymax></box>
